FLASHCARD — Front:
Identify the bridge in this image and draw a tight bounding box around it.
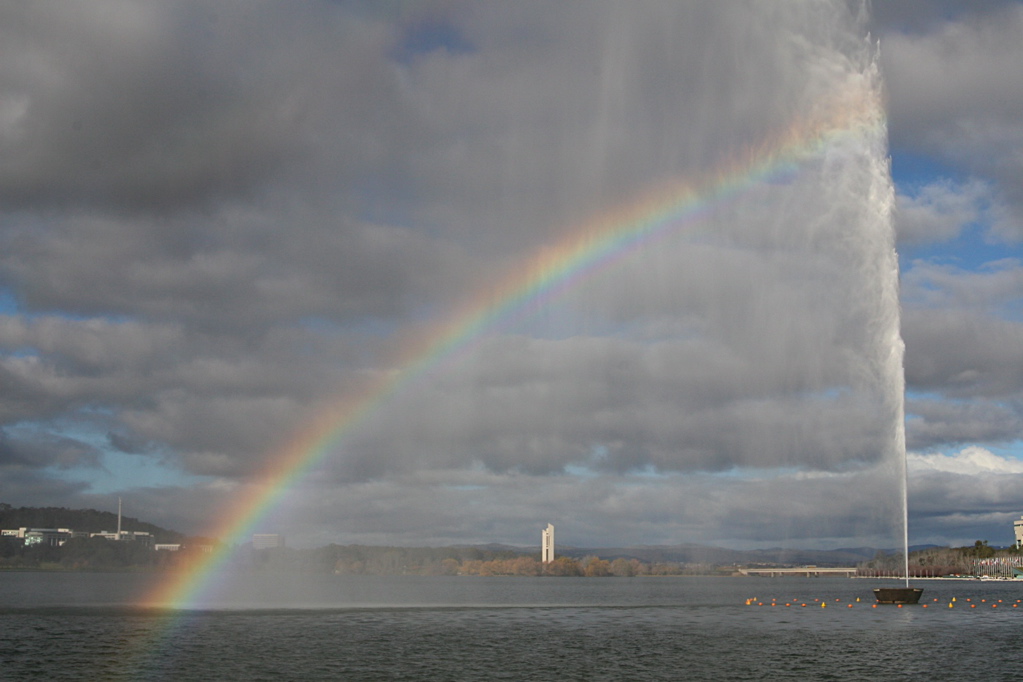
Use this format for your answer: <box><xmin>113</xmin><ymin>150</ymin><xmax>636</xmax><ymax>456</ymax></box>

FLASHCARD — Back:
<box><xmin>738</xmin><ymin>566</ymin><xmax>857</xmax><ymax>577</ymax></box>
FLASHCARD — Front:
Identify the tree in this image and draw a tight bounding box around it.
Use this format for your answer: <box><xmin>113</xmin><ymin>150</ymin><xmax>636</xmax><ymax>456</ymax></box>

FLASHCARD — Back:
<box><xmin>582</xmin><ymin>556</ymin><xmax>612</xmax><ymax>577</ymax></box>
<box><xmin>544</xmin><ymin>556</ymin><xmax>582</xmax><ymax>576</ymax></box>
<box><xmin>0</xmin><ymin>535</ymin><xmax>21</xmax><ymax>559</ymax></box>
<box><xmin>610</xmin><ymin>558</ymin><xmax>637</xmax><ymax>577</ymax></box>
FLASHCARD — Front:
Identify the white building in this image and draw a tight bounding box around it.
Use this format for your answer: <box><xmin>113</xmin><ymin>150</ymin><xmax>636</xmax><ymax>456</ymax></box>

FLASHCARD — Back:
<box><xmin>541</xmin><ymin>523</ymin><xmax>554</xmax><ymax>563</ymax></box>
<box><xmin>90</xmin><ymin>530</ymin><xmax>153</xmax><ymax>545</ymax></box>
<box><xmin>1014</xmin><ymin>516</ymin><xmax>1023</xmax><ymax>549</ymax></box>
<box><xmin>2</xmin><ymin>528</ymin><xmax>74</xmax><ymax>547</ymax></box>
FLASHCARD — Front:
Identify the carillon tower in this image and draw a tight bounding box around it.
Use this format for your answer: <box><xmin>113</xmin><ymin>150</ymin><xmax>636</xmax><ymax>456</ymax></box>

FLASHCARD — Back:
<box><xmin>541</xmin><ymin>523</ymin><xmax>554</xmax><ymax>563</ymax></box>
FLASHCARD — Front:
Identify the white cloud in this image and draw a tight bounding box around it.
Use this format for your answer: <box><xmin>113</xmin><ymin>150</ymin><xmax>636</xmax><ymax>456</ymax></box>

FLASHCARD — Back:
<box><xmin>883</xmin><ymin>6</ymin><xmax>1023</xmax><ymax>138</ymax></box>
<box><xmin>895</xmin><ymin>178</ymin><xmax>988</xmax><ymax>245</ymax></box>
<box><xmin>901</xmin><ymin>259</ymin><xmax>1023</xmax><ymax>313</ymax></box>
<box><xmin>909</xmin><ymin>446</ymin><xmax>1023</xmax><ymax>475</ymax></box>
<box><xmin>883</xmin><ymin>4</ymin><xmax>1023</xmax><ymax>236</ymax></box>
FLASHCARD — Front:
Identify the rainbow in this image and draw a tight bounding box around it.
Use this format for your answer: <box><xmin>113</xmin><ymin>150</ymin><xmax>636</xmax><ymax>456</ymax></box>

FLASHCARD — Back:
<box><xmin>141</xmin><ymin>81</ymin><xmax>883</xmax><ymax>610</ymax></box>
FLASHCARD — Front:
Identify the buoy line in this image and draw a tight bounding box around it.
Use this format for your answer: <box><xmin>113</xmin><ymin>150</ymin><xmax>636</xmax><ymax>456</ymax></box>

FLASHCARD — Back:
<box><xmin>744</xmin><ymin>597</ymin><xmax>1023</xmax><ymax>609</ymax></box>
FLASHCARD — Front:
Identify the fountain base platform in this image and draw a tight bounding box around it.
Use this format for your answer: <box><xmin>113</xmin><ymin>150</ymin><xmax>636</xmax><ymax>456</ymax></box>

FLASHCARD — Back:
<box><xmin>873</xmin><ymin>588</ymin><xmax>923</xmax><ymax>604</ymax></box>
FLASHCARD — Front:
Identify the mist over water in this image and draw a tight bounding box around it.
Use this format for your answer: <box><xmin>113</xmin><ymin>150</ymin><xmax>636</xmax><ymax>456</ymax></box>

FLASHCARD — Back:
<box><xmin>284</xmin><ymin>2</ymin><xmax>907</xmax><ymax>553</ymax></box>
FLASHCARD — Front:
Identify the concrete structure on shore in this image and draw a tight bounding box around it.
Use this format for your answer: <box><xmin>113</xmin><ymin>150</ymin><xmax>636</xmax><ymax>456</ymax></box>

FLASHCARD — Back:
<box><xmin>1015</xmin><ymin>516</ymin><xmax>1023</xmax><ymax>549</ymax></box>
<box><xmin>541</xmin><ymin>523</ymin><xmax>554</xmax><ymax>563</ymax></box>
<box><xmin>738</xmin><ymin>566</ymin><xmax>857</xmax><ymax>577</ymax></box>
<box><xmin>90</xmin><ymin>498</ymin><xmax>152</xmax><ymax>545</ymax></box>
<box><xmin>253</xmin><ymin>533</ymin><xmax>285</xmax><ymax>550</ymax></box>
<box><xmin>90</xmin><ymin>530</ymin><xmax>152</xmax><ymax>545</ymax></box>
<box><xmin>1</xmin><ymin>527</ymin><xmax>77</xmax><ymax>547</ymax></box>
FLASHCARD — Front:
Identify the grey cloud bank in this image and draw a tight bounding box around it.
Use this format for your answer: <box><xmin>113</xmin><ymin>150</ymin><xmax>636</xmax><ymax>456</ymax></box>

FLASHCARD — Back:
<box><xmin>1</xmin><ymin>1</ymin><xmax>1021</xmax><ymax>550</ymax></box>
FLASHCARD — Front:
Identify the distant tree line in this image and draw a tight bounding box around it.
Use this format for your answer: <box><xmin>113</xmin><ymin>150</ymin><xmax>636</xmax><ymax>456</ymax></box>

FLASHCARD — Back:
<box><xmin>453</xmin><ymin>556</ymin><xmax>717</xmax><ymax>577</ymax></box>
<box><xmin>857</xmin><ymin>541</ymin><xmax>1022</xmax><ymax>578</ymax></box>
<box><xmin>0</xmin><ymin>534</ymin><xmax>222</xmax><ymax>571</ymax></box>
<box><xmin>253</xmin><ymin>545</ymin><xmax>728</xmax><ymax>577</ymax></box>
<box><xmin>2</xmin><ymin>535</ymin><xmax>160</xmax><ymax>570</ymax></box>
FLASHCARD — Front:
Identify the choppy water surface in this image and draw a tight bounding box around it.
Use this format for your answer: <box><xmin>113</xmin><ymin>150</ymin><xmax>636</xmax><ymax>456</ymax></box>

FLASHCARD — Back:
<box><xmin>3</xmin><ymin>573</ymin><xmax>1023</xmax><ymax>680</ymax></box>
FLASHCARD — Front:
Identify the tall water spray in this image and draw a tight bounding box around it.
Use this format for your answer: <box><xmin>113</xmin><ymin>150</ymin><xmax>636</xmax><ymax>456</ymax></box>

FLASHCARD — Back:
<box><xmin>848</xmin><ymin>32</ymin><xmax>909</xmax><ymax>585</ymax></box>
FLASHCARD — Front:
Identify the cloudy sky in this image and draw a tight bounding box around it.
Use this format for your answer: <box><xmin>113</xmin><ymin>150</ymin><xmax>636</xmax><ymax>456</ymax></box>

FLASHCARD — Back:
<box><xmin>1</xmin><ymin>1</ymin><xmax>1020</xmax><ymax>551</ymax></box>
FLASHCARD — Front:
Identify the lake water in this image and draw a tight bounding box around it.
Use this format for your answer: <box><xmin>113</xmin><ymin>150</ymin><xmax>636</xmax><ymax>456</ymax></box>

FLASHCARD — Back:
<box><xmin>2</xmin><ymin>572</ymin><xmax>1022</xmax><ymax>680</ymax></box>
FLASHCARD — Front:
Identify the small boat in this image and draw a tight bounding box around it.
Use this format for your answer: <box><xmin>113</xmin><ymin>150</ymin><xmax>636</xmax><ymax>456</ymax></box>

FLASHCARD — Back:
<box><xmin>873</xmin><ymin>587</ymin><xmax>923</xmax><ymax>604</ymax></box>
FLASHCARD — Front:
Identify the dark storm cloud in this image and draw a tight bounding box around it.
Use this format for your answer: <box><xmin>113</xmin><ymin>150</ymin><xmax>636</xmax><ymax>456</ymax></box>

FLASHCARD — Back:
<box><xmin>906</xmin><ymin>447</ymin><xmax>1023</xmax><ymax>545</ymax></box>
<box><xmin>0</xmin><ymin>2</ymin><xmax>420</xmax><ymax>214</ymax></box>
<box><xmin>275</xmin><ymin>463</ymin><xmax>909</xmax><ymax>550</ymax></box>
<box><xmin>903</xmin><ymin>308</ymin><xmax>1023</xmax><ymax>398</ymax></box>
<box><xmin>0</xmin><ymin>1</ymin><xmax>1019</xmax><ymax>549</ymax></box>
<box><xmin>3</xmin><ymin>1</ymin><xmax>898</xmax><ymax>484</ymax></box>
<box><xmin>881</xmin><ymin>3</ymin><xmax>1023</xmax><ymax>241</ymax></box>
<box><xmin>335</xmin><ymin>330</ymin><xmax>898</xmax><ymax>482</ymax></box>
<box><xmin>404</xmin><ymin>2</ymin><xmax>874</xmax><ymax>256</ymax></box>
<box><xmin>0</xmin><ymin>428</ymin><xmax>100</xmax><ymax>470</ymax></box>
<box><xmin>899</xmin><ymin>256</ymin><xmax>1023</xmax><ymax>452</ymax></box>
<box><xmin>906</xmin><ymin>398</ymin><xmax>1021</xmax><ymax>450</ymax></box>
<box><xmin>107</xmin><ymin>430</ymin><xmax>152</xmax><ymax>455</ymax></box>
<box><xmin>869</xmin><ymin>0</ymin><xmax>1019</xmax><ymax>32</ymax></box>
<box><xmin>0</xmin><ymin>312</ymin><xmax>393</xmax><ymax>477</ymax></box>
<box><xmin>0</xmin><ymin>470</ymin><xmax>92</xmax><ymax>510</ymax></box>
<box><xmin>0</xmin><ymin>211</ymin><xmax>472</xmax><ymax>328</ymax></box>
